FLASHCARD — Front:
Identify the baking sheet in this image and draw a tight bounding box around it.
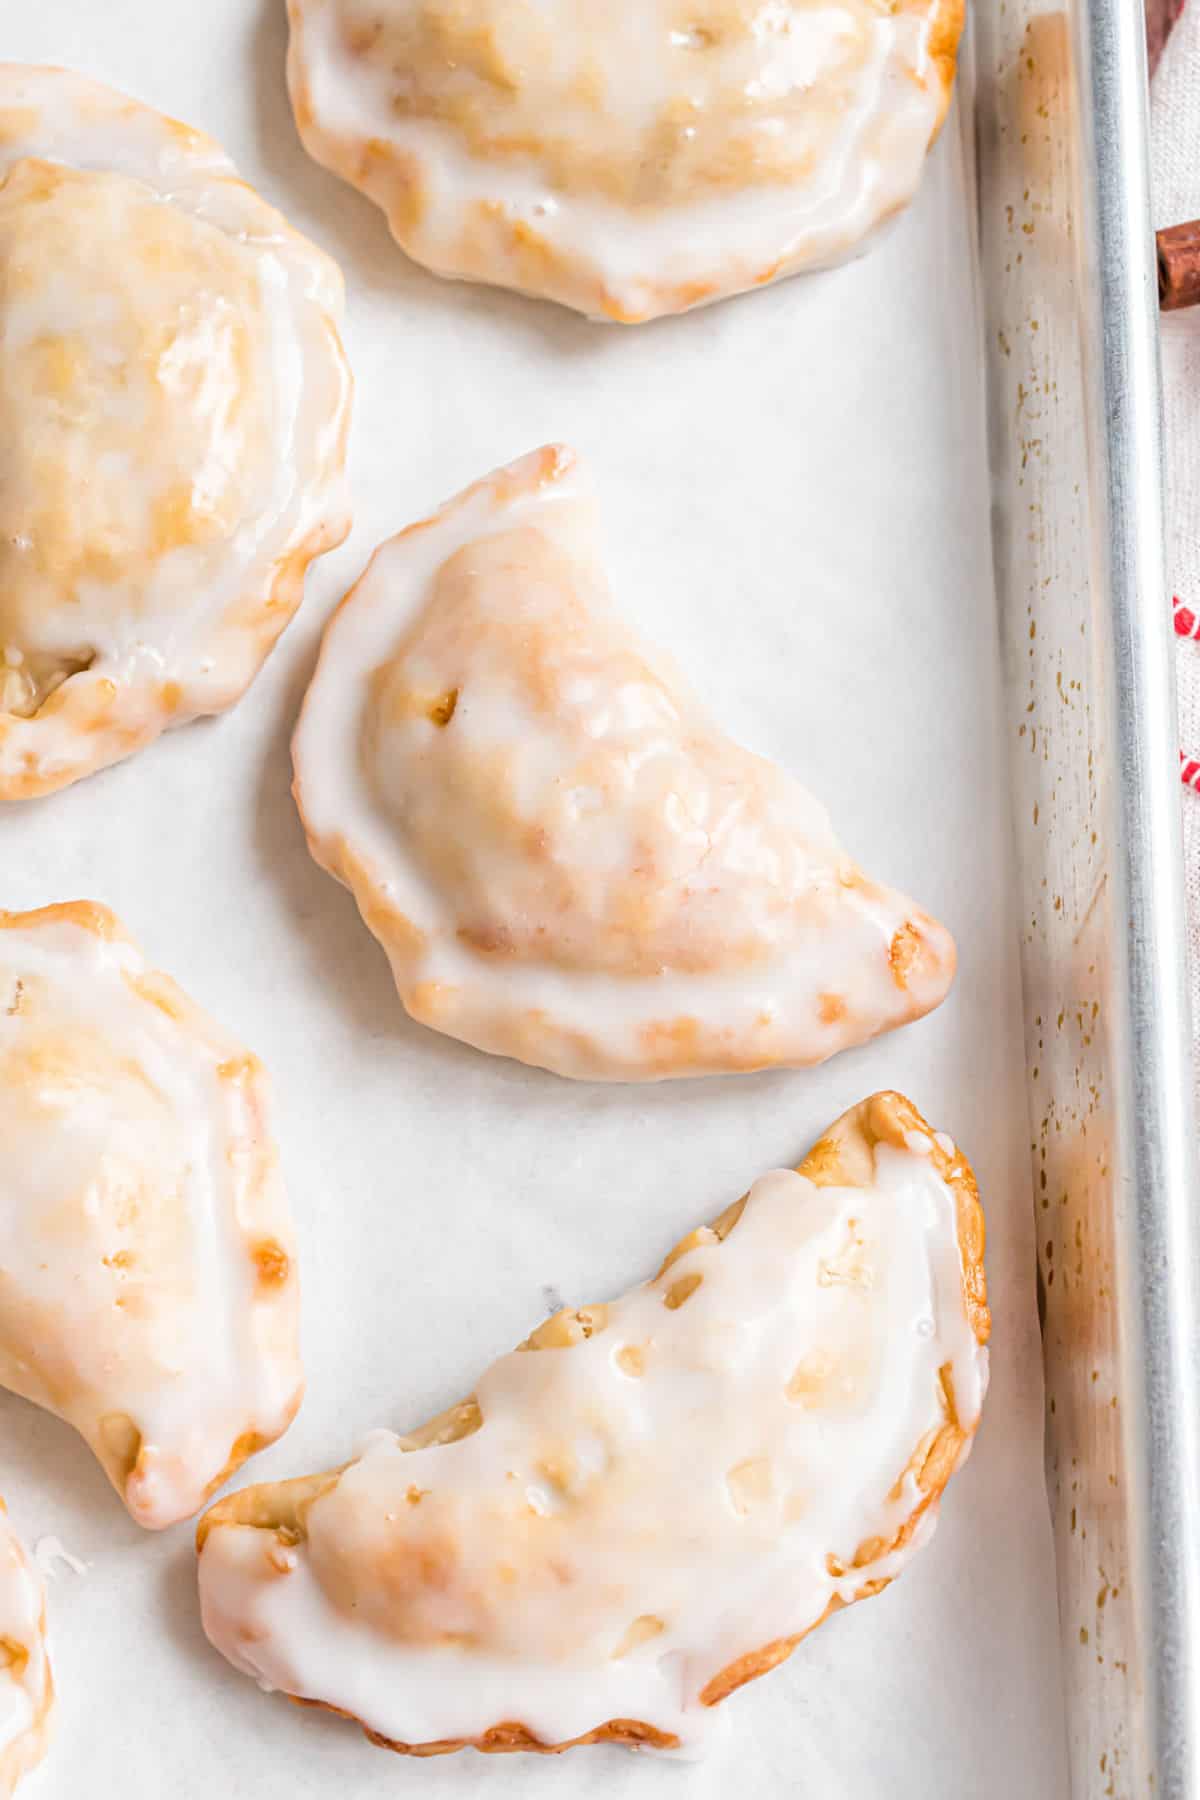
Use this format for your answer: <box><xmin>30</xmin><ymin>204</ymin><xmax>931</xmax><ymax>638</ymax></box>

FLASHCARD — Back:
<box><xmin>0</xmin><ymin>4</ymin><xmax>1068</xmax><ymax>1795</ymax></box>
<box><xmin>976</xmin><ymin>0</ymin><xmax>1200</xmax><ymax>1786</ymax></box>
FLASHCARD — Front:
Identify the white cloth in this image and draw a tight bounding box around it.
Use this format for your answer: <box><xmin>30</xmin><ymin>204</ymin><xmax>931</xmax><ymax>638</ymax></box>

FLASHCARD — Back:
<box><xmin>1151</xmin><ymin>11</ymin><xmax>1200</xmax><ymax>1082</ymax></box>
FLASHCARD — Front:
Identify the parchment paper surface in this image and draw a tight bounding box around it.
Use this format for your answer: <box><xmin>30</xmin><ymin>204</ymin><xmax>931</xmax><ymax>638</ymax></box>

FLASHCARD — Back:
<box><xmin>0</xmin><ymin>7</ymin><xmax>1067</xmax><ymax>1795</ymax></box>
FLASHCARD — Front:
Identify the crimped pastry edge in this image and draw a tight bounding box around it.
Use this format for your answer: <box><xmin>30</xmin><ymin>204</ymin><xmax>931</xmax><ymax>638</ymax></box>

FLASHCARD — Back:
<box><xmin>0</xmin><ymin>67</ymin><xmax>352</xmax><ymax>801</ymax></box>
<box><xmin>0</xmin><ymin>900</ymin><xmax>305</xmax><ymax>1525</ymax></box>
<box><xmin>284</xmin><ymin>0</ymin><xmax>964</xmax><ymax>323</ymax></box>
<box><xmin>290</xmin><ymin>445</ymin><xmax>958</xmax><ymax>1082</ymax></box>
<box><xmin>197</xmin><ymin>1089</ymin><xmax>988</xmax><ymax>1756</ymax></box>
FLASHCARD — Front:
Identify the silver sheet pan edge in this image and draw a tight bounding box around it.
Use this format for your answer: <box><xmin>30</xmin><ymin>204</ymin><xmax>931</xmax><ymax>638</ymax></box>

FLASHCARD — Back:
<box><xmin>974</xmin><ymin>0</ymin><xmax>1200</xmax><ymax>1792</ymax></box>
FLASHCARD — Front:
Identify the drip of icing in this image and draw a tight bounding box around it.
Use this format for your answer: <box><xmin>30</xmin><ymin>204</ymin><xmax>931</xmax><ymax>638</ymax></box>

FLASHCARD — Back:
<box><xmin>293</xmin><ymin>446</ymin><xmax>956</xmax><ymax>1081</ymax></box>
<box><xmin>198</xmin><ymin>1121</ymin><xmax>987</xmax><ymax>1752</ymax></box>
<box><xmin>31</xmin><ymin>1539</ymin><xmax>87</xmax><ymax>1581</ymax></box>
<box><xmin>286</xmin><ymin>0</ymin><xmax>955</xmax><ymax>319</ymax></box>
<box><xmin>0</xmin><ymin>903</ymin><xmax>303</xmax><ymax>1529</ymax></box>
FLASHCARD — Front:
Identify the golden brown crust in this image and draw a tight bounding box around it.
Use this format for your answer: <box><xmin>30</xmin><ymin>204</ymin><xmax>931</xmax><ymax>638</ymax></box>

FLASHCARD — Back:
<box><xmin>0</xmin><ymin>504</ymin><xmax>351</xmax><ymax>803</ymax></box>
<box><xmin>199</xmin><ymin>1091</ymin><xmax>987</xmax><ymax>1756</ymax></box>
<box><xmin>0</xmin><ymin>89</ymin><xmax>353</xmax><ymax>801</ymax></box>
<box><xmin>1</xmin><ymin>900</ymin><xmax>305</xmax><ymax>1524</ymax></box>
<box><xmin>286</xmin><ymin>2</ymin><xmax>963</xmax><ymax>322</ymax></box>
<box><xmin>291</xmin><ymin>449</ymin><xmax>570</xmax><ymax>905</ymax></box>
<box><xmin>290</xmin><ymin>1693</ymin><xmax>681</xmax><ymax>1756</ymax></box>
<box><xmin>0</xmin><ymin>1496</ymin><xmax>54</xmax><ymax>1793</ymax></box>
<box><xmin>924</xmin><ymin>0</ymin><xmax>966</xmax><ymax>137</ymax></box>
<box><xmin>292</xmin><ymin>443</ymin><xmax>955</xmax><ymax>1078</ymax></box>
<box><xmin>0</xmin><ymin>898</ymin><xmax>129</xmax><ymax>943</ymax></box>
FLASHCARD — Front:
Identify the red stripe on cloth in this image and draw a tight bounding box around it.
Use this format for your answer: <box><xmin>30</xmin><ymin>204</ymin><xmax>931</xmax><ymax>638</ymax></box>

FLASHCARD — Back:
<box><xmin>1174</xmin><ymin>596</ymin><xmax>1200</xmax><ymax>639</ymax></box>
<box><xmin>1182</xmin><ymin>752</ymin><xmax>1200</xmax><ymax>793</ymax></box>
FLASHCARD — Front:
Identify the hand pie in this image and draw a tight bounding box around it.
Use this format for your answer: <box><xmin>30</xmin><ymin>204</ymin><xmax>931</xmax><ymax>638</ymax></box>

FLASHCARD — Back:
<box><xmin>198</xmin><ymin>1092</ymin><xmax>989</xmax><ymax>1756</ymax></box>
<box><xmin>0</xmin><ymin>1503</ymin><xmax>52</xmax><ymax>1796</ymax></box>
<box><xmin>293</xmin><ymin>446</ymin><xmax>956</xmax><ymax>1081</ymax></box>
<box><xmin>0</xmin><ymin>903</ymin><xmax>303</xmax><ymax>1529</ymax></box>
<box><xmin>0</xmin><ymin>66</ymin><xmax>352</xmax><ymax>800</ymax></box>
<box><xmin>285</xmin><ymin>0</ymin><xmax>962</xmax><ymax>320</ymax></box>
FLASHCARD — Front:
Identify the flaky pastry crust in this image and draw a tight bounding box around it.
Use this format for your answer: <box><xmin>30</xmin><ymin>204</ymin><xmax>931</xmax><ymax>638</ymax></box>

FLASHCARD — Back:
<box><xmin>0</xmin><ymin>66</ymin><xmax>352</xmax><ymax>799</ymax></box>
<box><xmin>0</xmin><ymin>901</ymin><xmax>304</xmax><ymax>1527</ymax></box>
<box><xmin>198</xmin><ymin>1091</ymin><xmax>988</xmax><ymax>1755</ymax></box>
<box><xmin>286</xmin><ymin>0</ymin><xmax>965</xmax><ymax>320</ymax></box>
<box><xmin>292</xmin><ymin>445</ymin><xmax>957</xmax><ymax>1080</ymax></box>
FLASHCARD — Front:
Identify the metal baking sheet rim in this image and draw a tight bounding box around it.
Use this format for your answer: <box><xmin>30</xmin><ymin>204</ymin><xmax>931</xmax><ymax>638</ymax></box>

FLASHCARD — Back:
<box><xmin>974</xmin><ymin>0</ymin><xmax>1200</xmax><ymax>1792</ymax></box>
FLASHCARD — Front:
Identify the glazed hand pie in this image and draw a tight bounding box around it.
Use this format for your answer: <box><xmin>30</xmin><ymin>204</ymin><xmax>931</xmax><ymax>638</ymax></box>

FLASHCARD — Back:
<box><xmin>293</xmin><ymin>446</ymin><xmax>956</xmax><ymax>1081</ymax></box>
<box><xmin>0</xmin><ymin>903</ymin><xmax>303</xmax><ymax>1529</ymax></box>
<box><xmin>0</xmin><ymin>66</ymin><xmax>352</xmax><ymax>800</ymax></box>
<box><xmin>285</xmin><ymin>0</ymin><xmax>963</xmax><ymax>320</ymax></box>
<box><xmin>198</xmin><ymin>1092</ymin><xmax>989</xmax><ymax>1756</ymax></box>
<box><xmin>0</xmin><ymin>1504</ymin><xmax>52</xmax><ymax>1796</ymax></box>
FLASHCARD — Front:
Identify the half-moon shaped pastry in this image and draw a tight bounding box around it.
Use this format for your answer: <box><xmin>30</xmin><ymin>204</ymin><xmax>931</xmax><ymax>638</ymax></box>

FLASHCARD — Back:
<box><xmin>198</xmin><ymin>1092</ymin><xmax>989</xmax><ymax>1756</ymax></box>
<box><xmin>0</xmin><ymin>1503</ymin><xmax>52</xmax><ymax>1796</ymax></box>
<box><xmin>0</xmin><ymin>66</ymin><xmax>352</xmax><ymax>800</ymax></box>
<box><xmin>285</xmin><ymin>0</ymin><xmax>963</xmax><ymax>320</ymax></box>
<box><xmin>293</xmin><ymin>446</ymin><xmax>956</xmax><ymax>1081</ymax></box>
<box><xmin>0</xmin><ymin>903</ymin><xmax>303</xmax><ymax>1529</ymax></box>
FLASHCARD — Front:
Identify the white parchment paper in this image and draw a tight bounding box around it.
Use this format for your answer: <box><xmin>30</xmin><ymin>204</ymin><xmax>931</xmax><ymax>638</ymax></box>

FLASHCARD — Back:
<box><xmin>0</xmin><ymin>4</ymin><xmax>1068</xmax><ymax>1795</ymax></box>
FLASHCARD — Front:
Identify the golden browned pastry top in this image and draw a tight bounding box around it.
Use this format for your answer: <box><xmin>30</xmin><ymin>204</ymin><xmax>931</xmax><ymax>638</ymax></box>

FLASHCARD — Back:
<box><xmin>293</xmin><ymin>447</ymin><xmax>957</xmax><ymax>1081</ymax></box>
<box><xmin>0</xmin><ymin>65</ymin><xmax>351</xmax><ymax>799</ymax></box>
<box><xmin>287</xmin><ymin>0</ymin><xmax>964</xmax><ymax>318</ymax></box>
<box><xmin>197</xmin><ymin>1092</ymin><xmax>988</xmax><ymax>1756</ymax></box>
<box><xmin>0</xmin><ymin>901</ymin><xmax>303</xmax><ymax>1528</ymax></box>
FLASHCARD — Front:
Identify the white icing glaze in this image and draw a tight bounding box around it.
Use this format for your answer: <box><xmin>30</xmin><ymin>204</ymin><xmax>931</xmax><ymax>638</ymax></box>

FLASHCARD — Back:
<box><xmin>293</xmin><ymin>446</ymin><xmax>956</xmax><ymax>1081</ymax></box>
<box><xmin>285</xmin><ymin>0</ymin><xmax>958</xmax><ymax>319</ymax></box>
<box><xmin>0</xmin><ymin>903</ymin><xmax>303</xmax><ymax>1529</ymax></box>
<box><xmin>30</xmin><ymin>1540</ymin><xmax>85</xmax><ymax>1583</ymax></box>
<box><xmin>0</xmin><ymin>1504</ymin><xmax>52</xmax><ymax>1797</ymax></box>
<box><xmin>198</xmin><ymin>1099</ymin><xmax>988</xmax><ymax>1753</ymax></box>
<box><xmin>0</xmin><ymin>66</ymin><xmax>352</xmax><ymax>799</ymax></box>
